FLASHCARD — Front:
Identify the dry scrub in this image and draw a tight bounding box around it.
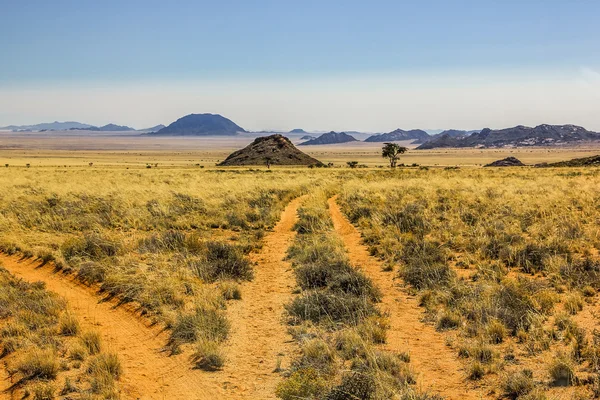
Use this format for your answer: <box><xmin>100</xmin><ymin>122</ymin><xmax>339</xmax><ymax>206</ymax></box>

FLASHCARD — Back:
<box><xmin>339</xmin><ymin>167</ymin><xmax>600</xmax><ymax>398</ymax></box>
<box><xmin>278</xmin><ymin>188</ymin><xmax>442</xmax><ymax>400</ymax></box>
<box><xmin>0</xmin><ymin>262</ymin><xmax>122</xmax><ymax>398</ymax></box>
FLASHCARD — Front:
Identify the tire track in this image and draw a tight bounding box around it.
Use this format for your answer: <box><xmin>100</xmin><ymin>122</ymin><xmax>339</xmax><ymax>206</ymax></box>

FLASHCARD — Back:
<box><xmin>328</xmin><ymin>196</ymin><xmax>485</xmax><ymax>400</ymax></box>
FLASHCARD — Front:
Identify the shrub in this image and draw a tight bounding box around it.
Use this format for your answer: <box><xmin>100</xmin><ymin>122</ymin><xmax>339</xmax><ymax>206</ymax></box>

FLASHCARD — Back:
<box><xmin>61</xmin><ymin>233</ymin><xmax>120</xmax><ymax>261</ymax></box>
<box><xmin>190</xmin><ymin>242</ymin><xmax>253</xmax><ymax>282</ymax></box>
<box><xmin>503</xmin><ymin>369</ymin><xmax>534</xmax><ymax>399</ymax></box>
<box><xmin>335</xmin><ymin>330</ymin><xmax>367</xmax><ymax>359</ymax></box>
<box><xmin>357</xmin><ymin>316</ymin><xmax>389</xmax><ymax>344</ymax></box>
<box><xmin>400</xmin><ymin>238</ymin><xmax>453</xmax><ymax>289</ymax></box>
<box><xmin>69</xmin><ymin>343</ymin><xmax>88</xmax><ymax>361</ymax></box>
<box><xmin>138</xmin><ymin>230</ymin><xmax>202</xmax><ymax>254</ymax></box>
<box><xmin>59</xmin><ymin>313</ymin><xmax>80</xmax><ymax>336</ymax></box>
<box><xmin>81</xmin><ymin>331</ymin><xmax>103</xmax><ymax>355</ymax></box>
<box><xmin>276</xmin><ymin>367</ymin><xmax>328</xmax><ymax>400</ymax></box>
<box><xmin>326</xmin><ymin>372</ymin><xmax>376</xmax><ymax>400</ymax></box>
<box><xmin>219</xmin><ymin>281</ymin><xmax>242</xmax><ymax>300</ymax></box>
<box><xmin>486</xmin><ymin>319</ymin><xmax>507</xmax><ymax>344</ymax></box>
<box><xmin>191</xmin><ymin>340</ymin><xmax>225</xmax><ymax>370</ymax></box>
<box><xmin>286</xmin><ymin>291</ymin><xmax>377</xmax><ymax>325</ymax></box>
<box><xmin>16</xmin><ymin>348</ymin><xmax>59</xmax><ymax>380</ymax></box>
<box><xmin>564</xmin><ymin>294</ymin><xmax>584</xmax><ymax>315</ymax></box>
<box><xmin>548</xmin><ymin>353</ymin><xmax>575</xmax><ymax>386</ymax></box>
<box><xmin>436</xmin><ymin>310</ymin><xmax>461</xmax><ymax>331</ymax></box>
<box><xmin>170</xmin><ymin>306</ymin><xmax>230</xmax><ymax>345</ymax></box>
<box><xmin>468</xmin><ymin>361</ymin><xmax>485</xmax><ymax>380</ymax></box>
<box><xmin>30</xmin><ymin>381</ymin><xmax>55</xmax><ymax>400</ymax></box>
<box><xmin>76</xmin><ymin>261</ymin><xmax>107</xmax><ymax>284</ymax></box>
<box><xmin>296</xmin><ymin>339</ymin><xmax>336</xmax><ymax>374</ymax></box>
<box><xmin>87</xmin><ymin>352</ymin><xmax>122</xmax><ymax>379</ymax></box>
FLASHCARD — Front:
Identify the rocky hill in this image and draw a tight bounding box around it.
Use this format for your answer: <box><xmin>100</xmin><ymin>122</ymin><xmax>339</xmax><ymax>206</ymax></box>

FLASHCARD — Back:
<box><xmin>484</xmin><ymin>157</ymin><xmax>525</xmax><ymax>167</ymax></box>
<box><xmin>219</xmin><ymin>134</ymin><xmax>321</xmax><ymax>166</ymax></box>
<box><xmin>535</xmin><ymin>155</ymin><xmax>600</xmax><ymax>168</ymax></box>
<box><xmin>153</xmin><ymin>114</ymin><xmax>245</xmax><ymax>136</ymax></box>
<box><xmin>299</xmin><ymin>131</ymin><xmax>358</xmax><ymax>145</ymax></box>
<box><xmin>365</xmin><ymin>128</ymin><xmax>430</xmax><ymax>143</ymax></box>
<box><xmin>417</xmin><ymin>124</ymin><xmax>600</xmax><ymax>149</ymax></box>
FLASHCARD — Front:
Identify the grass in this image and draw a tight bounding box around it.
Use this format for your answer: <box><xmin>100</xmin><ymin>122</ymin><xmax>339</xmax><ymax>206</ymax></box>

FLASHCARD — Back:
<box><xmin>1</xmin><ymin>156</ymin><xmax>600</xmax><ymax>398</ymax></box>
<box><xmin>338</xmin><ymin>166</ymin><xmax>600</xmax><ymax>397</ymax></box>
<box><xmin>278</xmin><ymin>188</ymin><xmax>440</xmax><ymax>399</ymax></box>
<box><xmin>0</xmin><ymin>266</ymin><xmax>123</xmax><ymax>397</ymax></box>
<box><xmin>0</xmin><ymin>166</ymin><xmax>315</xmax><ymax>368</ymax></box>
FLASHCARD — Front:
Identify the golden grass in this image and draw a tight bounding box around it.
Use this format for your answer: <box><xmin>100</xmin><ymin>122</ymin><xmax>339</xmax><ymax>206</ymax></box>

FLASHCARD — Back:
<box><xmin>1</xmin><ymin>149</ymin><xmax>599</xmax><ymax>398</ymax></box>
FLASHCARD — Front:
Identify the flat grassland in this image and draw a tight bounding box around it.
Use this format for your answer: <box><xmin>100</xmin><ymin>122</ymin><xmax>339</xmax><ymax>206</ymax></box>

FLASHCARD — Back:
<box><xmin>0</xmin><ymin>145</ymin><xmax>599</xmax><ymax>399</ymax></box>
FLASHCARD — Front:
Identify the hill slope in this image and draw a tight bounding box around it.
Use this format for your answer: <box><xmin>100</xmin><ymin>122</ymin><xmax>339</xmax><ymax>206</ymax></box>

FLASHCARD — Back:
<box><xmin>153</xmin><ymin>113</ymin><xmax>245</xmax><ymax>136</ymax></box>
<box><xmin>219</xmin><ymin>134</ymin><xmax>321</xmax><ymax>166</ymax></box>
<box><xmin>299</xmin><ymin>131</ymin><xmax>358</xmax><ymax>145</ymax></box>
<box><xmin>138</xmin><ymin>124</ymin><xmax>166</xmax><ymax>132</ymax></box>
<box><xmin>535</xmin><ymin>155</ymin><xmax>600</xmax><ymax>167</ymax></box>
<box><xmin>417</xmin><ymin>124</ymin><xmax>600</xmax><ymax>149</ymax></box>
<box><xmin>365</xmin><ymin>128</ymin><xmax>430</xmax><ymax>143</ymax></box>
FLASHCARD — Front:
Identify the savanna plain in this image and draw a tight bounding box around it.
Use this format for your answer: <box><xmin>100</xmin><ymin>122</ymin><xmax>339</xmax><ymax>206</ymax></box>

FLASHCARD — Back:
<box><xmin>1</xmin><ymin>148</ymin><xmax>600</xmax><ymax>400</ymax></box>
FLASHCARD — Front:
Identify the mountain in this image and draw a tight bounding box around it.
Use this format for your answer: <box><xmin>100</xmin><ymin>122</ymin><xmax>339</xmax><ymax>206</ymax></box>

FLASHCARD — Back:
<box><xmin>0</xmin><ymin>121</ymin><xmax>93</xmax><ymax>131</ymax></box>
<box><xmin>299</xmin><ymin>131</ymin><xmax>358</xmax><ymax>145</ymax></box>
<box><xmin>289</xmin><ymin>128</ymin><xmax>307</xmax><ymax>134</ymax></box>
<box><xmin>138</xmin><ymin>124</ymin><xmax>166</xmax><ymax>132</ymax></box>
<box><xmin>152</xmin><ymin>113</ymin><xmax>245</xmax><ymax>136</ymax></box>
<box><xmin>300</xmin><ymin>135</ymin><xmax>316</xmax><ymax>141</ymax></box>
<box><xmin>417</xmin><ymin>124</ymin><xmax>600</xmax><ymax>149</ymax></box>
<box><xmin>218</xmin><ymin>134</ymin><xmax>321</xmax><ymax>166</ymax></box>
<box><xmin>365</xmin><ymin>129</ymin><xmax>430</xmax><ymax>143</ymax></box>
<box><xmin>412</xmin><ymin>129</ymin><xmax>478</xmax><ymax>144</ymax></box>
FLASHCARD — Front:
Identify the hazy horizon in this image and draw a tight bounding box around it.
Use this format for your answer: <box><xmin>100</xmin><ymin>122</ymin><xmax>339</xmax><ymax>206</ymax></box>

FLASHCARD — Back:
<box><xmin>2</xmin><ymin>1</ymin><xmax>600</xmax><ymax>131</ymax></box>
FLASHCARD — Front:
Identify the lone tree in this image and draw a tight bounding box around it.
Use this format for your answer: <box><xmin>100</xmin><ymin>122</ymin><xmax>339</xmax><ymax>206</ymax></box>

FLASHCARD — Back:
<box><xmin>381</xmin><ymin>143</ymin><xmax>407</xmax><ymax>168</ymax></box>
<box><xmin>346</xmin><ymin>161</ymin><xmax>359</xmax><ymax>169</ymax></box>
<box><xmin>265</xmin><ymin>156</ymin><xmax>272</xmax><ymax>169</ymax></box>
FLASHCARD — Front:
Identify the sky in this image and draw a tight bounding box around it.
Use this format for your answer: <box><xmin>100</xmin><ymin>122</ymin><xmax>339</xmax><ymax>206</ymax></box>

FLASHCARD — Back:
<box><xmin>1</xmin><ymin>0</ymin><xmax>600</xmax><ymax>131</ymax></box>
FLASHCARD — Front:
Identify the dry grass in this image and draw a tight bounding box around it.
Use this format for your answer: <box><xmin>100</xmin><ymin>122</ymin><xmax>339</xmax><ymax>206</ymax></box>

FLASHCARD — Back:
<box><xmin>1</xmin><ymin>151</ymin><xmax>599</xmax><ymax>398</ymax></box>
<box><xmin>339</xmin><ymin>166</ymin><xmax>600</xmax><ymax>397</ymax></box>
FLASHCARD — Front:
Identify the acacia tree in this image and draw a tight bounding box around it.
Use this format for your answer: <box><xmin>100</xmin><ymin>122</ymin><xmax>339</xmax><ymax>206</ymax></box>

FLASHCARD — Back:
<box><xmin>381</xmin><ymin>143</ymin><xmax>407</xmax><ymax>168</ymax></box>
<box><xmin>265</xmin><ymin>156</ymin><xmax>272</xmax><ymax>169</ymax></box>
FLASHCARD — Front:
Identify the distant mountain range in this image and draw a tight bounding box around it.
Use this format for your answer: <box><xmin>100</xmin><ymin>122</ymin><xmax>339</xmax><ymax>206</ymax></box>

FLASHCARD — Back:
<box><xmin>0</xmin><ymin>121</ymin><xmax>94</xmax><ymax>131</ymax></box>
<box><xmin>289</xmin><ymin>128</ymin><xmax>307</xmax><ymax>134</ymax></box>
<box><xmin>151</xmin><ymin>113</ymin><xmax>246</xmax><ymax>136</ymax></box>
<box><xmin>77</xmin><ymin>123</ymin><xmax>136</xmax><ymax>132</ymax></box>
<box><xmin>138</xmin><ymin>124</ymin><xmax>166</xmax><ymax>132</ymax></box>
<box><xmin>365</xmin><ymin>128</ymin><xmax>430</xmax><ymax>143</ymax></box>
<box><xmin>299</xmin><ymin>131</ymin><xmax>358</xmax><ymax>145</ymax></box>
<box><xmin>0</xmin><ymin>121</ymin><xmax>158</xmax><ymax>132</ymax></box>
<box><xmin>417</xmin><ymin>124</ymin><xmax>600</xmax><ymax>149</ymax></box>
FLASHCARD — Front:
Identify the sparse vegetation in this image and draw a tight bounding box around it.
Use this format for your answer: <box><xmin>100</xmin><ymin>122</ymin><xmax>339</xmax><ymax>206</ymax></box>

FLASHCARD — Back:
<box><xmin>1</xmin><ymin>158</ymin><xmax>600</xmax><ymax>398</ymax></box>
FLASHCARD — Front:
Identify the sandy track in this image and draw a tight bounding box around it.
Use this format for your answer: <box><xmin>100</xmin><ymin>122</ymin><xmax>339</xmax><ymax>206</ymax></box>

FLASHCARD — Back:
<box><xmin>328</xmin><ymin>196</ymin><xmax>485</xmax><ymax>400</ymax></box>
<box><xmin>0</xmin><ymin>255</ymin><xmax>224</xmax><ymax>399</ymax></box>
<box><xmin>204</xmin><ymin>195</ymin><xmax>305</xmax><ymax>399</ymax></box>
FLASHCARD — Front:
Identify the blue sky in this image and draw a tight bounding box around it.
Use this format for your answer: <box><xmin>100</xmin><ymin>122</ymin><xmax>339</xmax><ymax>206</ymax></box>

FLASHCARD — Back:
<box><xmin>1</xmin><ymin>0</ymin><xmax>600</xmax><ymax>130</ymax></box>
